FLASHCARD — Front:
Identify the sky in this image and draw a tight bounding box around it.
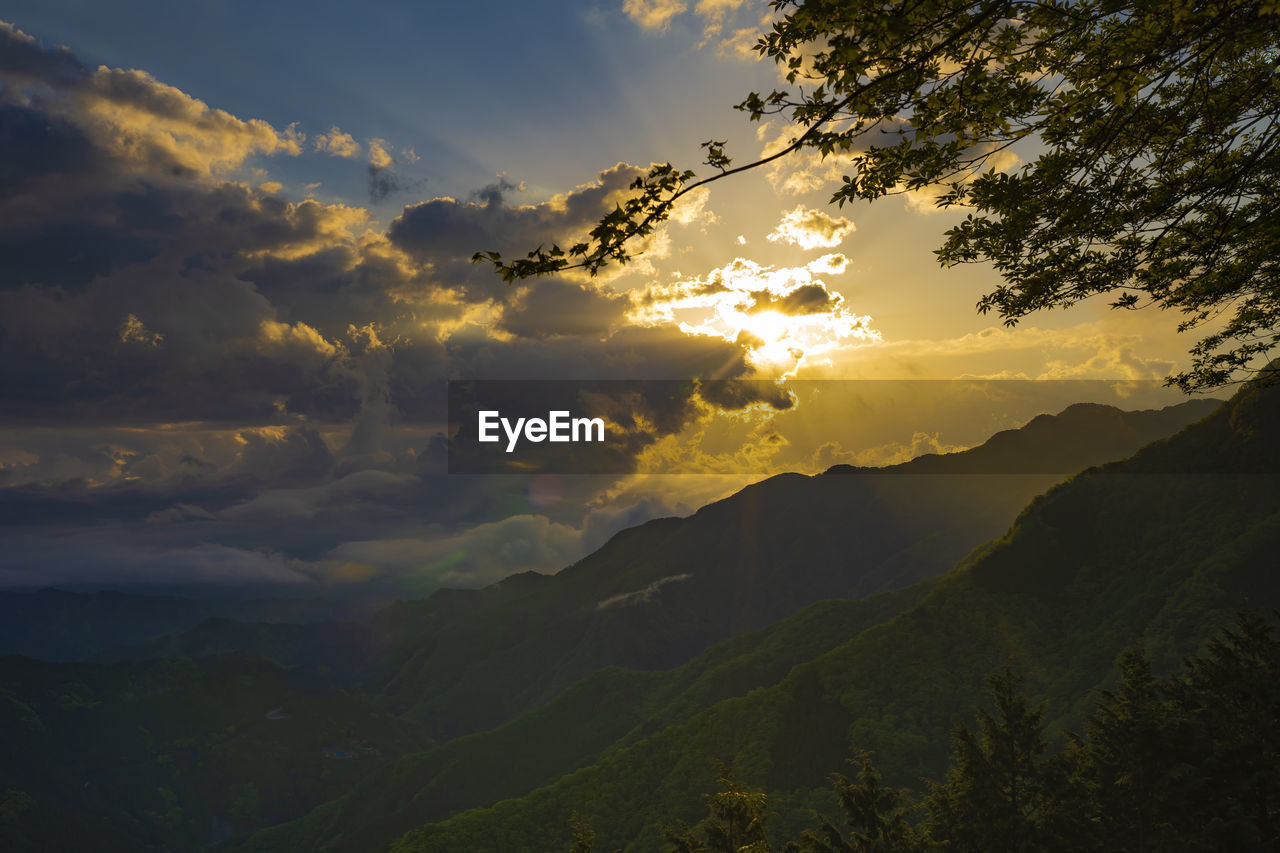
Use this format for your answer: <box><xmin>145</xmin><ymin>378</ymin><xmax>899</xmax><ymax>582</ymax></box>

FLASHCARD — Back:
<box><xmin>0</xmin><ymin>1</ymin><xmax>1200</xmax><ymax>598</ymax></box>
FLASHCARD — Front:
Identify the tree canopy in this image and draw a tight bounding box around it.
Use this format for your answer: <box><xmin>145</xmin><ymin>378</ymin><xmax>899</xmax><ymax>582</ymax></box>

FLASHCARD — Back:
<box><xmin>564</xmin><ymin>615</ymin><xmax>1280</xmax><ymax>852</ymax></box>
<box><xmin>475</xmin><ymin>0</ymin><xmax>1280</xmax><ymax>391</ymax></box>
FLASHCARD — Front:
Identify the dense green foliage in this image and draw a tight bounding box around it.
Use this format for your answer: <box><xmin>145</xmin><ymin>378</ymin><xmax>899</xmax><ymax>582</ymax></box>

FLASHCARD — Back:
<box><xmin>479</xmin><ymin>1</ymin><xmax>1280</xmax><ymax>390</ymax></box>
<box><xmin>241</xmin><ymin>586</ymin><xmax>931</xmax><ymax>853</ymax></box>
<box><xmin>618</xmin><ymin>616</ymin><xmax>1280</xmax><ymax>852</ymax></box>
<box><xmin>0</xmin><ymin>654</ymin><xmax>427</xmax><ymax>852</ymax></box>
<box><xmin>386</xmin><ymin>380</ymin><xmax>1279</xmax><ymax>852</ymax></box>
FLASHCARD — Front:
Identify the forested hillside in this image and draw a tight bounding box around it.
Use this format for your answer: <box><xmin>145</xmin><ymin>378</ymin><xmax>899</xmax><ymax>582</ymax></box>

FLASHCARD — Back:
<box><xmin>385</xmin><ymin>382</ymin><xmax>1278</xmax><ymax>851</ymax></box>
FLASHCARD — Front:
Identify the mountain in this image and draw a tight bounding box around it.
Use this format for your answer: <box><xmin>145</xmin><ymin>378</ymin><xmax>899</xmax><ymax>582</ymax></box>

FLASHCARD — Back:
<box><xmin>98</xmin><ymin>618</ymin><xmax>377</xmax><ymax>682</ymax></box>
<box><xmin>827</xmin><ymin>399</ymin><xmax>1222</xmax><ymax>474</ymax></box>
<box><xmin>367</xmin><ymin>398</ymin><xmax>1219</xmax><ymax>740</ymax></box>
<box><xmin>56</xmin><ymin>400</ymin><xmax>1213</xmax><ymax>742</ymax></box>
<box><xmin>381</xmin><ymin>382</ymin><xmax>1278</xmax><ymax>851</ymax></box>
<box><xmin>0</xmin><ymin>395</ymin><xmax>1228</xmax><ymax>852</ymax></box>
<box><xmin>0</xmin><ymin>652</ymin><xmax>429</xmax><ymax>853</ymax></box>
<box><xmin>240</xmin><ymin>584</ymin><xmax>934</xmax><ymax>853</ymax></box>
<box><xmin>236</xmin><ymin>397</ymin><xmax>1227</xmax><ymax>852</ymax></box>
<box><xmin>0</xmin><ymin>589</ymin><xmax>371</xmax><ymax>662</ymax></box>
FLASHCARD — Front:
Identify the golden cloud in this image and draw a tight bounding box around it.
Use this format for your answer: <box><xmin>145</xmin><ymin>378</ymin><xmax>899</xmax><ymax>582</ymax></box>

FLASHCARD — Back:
<box><xmin>766</xmin><ymin>204</ymin><xmax>856</xmax><ymax>250</ymax></box>
<box><xmin>631</xmin><ymin>255</ymin><xmax>877</xmax><ymax>375</ymax></box>
<box><xmin>73</xmin><ymin>66</ymin><xmax>304</xmax><ymax>175</ymax></box>
<box><xmin>119</xmin><ymin>314</ymin><xmax>163</xmax><ymax>348</ymax></box>
<box><xmin>314</xmin><ymin>126</ymin><xmax>362</xmax><ymax>158</ymax></box>
<box><xmin>368</xmin><ymin>137</ymin><xmax>395</xmax><ymax>169</ymax></box>
<box><xmin>622</xmin><ymin>0</ymin><xmax>688</xmax><ymax>30</ymax></box>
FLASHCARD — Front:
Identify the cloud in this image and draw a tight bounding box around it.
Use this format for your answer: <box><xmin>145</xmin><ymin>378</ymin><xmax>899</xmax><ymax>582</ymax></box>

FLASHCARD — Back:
<box><xmin>755</xmin><ymin>122</ymin><xmax>851</xmax><ymax>195</ymax></box>
<box><xmin>0</xmin><ymin>30</ymin><xmax>763</xmax><ymax>433</ymax></box>
<box><xmin>390</xmin><ymin>164</ymin><xmax>645</xmax><ymax>259</ymax></box>
<box><xmin>364</xmin><ymin>137</ymin><xmax>417</xmax><ymax>202</ymax></box>
<box><xmin>388</xmin><ymin>162</ymin><xmax>656</xmax><ymax>301</ymax></box>
<box><xmin>668</xmin><ymin>185</ymin><xmax>717</xmax><ymax>227</ymax></box>
<box><xmin>0</xmin><ymin>21</ymin><xmax>85</xmax><ymax>86</ymax></box>
<box><xmin>218</xmin><ymin>470</ymin><xmax>418</xmax><ymax>522</ymax></box>
<box><xmin>495</xmin><ymin>280</ymin><xmax>626</xmax><ymax>340</ymax></box>
<box><xmin>118</xmin><ymin>313</ymin><xmax>163</xmax><ymax>347</ymax></box>
<box><xmin>0</xmin><ymin>534</ymin><xmax>318</xmax><ymax>589</ymax></box>
<box><xmin>898</xmin><ymin>144</ymin><xmax>1021</xmax><ymax>214</ymax></box>
<box><xmin>325</xmin><ymin>513</ymin><xmax>586</xmax><ymax>587</ymax></box>
<box><xmin>0</xmin><ymin>423</ymin><xmax>340</xmax><ymax>491</ymax></box>
<box><xmin>766</xmin><ymin>204</ymin><xmax>855</xmax><ymax>250</ymax></box>
<box><xmin>0</xmin><ymin>28</ymin><xmax>440</xmax><ymax>426</ymax></box>
<box><xmin>145</xmin><ymin>503</ymin><xmax>216</xmax><ymax>524</ymax></box>
<box><xmin>0</xmin><ymin>256</ymin><xmax>378</xmax><ymax>422</ymax></box>
<box><xmin>747</xmin><ymin>282</ymin><xmax>838</xmax><ymax>315</ymax></box>
<box><xmin>630</xmin><ymin>256</ymin><xmax>876</xmax><ymax>374</ymax></box>
<box><xmin>367</xmin><ymin>138</ymin><xmax>394</xmax><ymax>169</ymax></box>
<box><xmin>596</xmin><ymin>573</ymin><xmax>691</xmax><ymax>609</ymax></box>
<box><xmin>74</xmin><ymin>67</ymin><xmax>304</xmax><ymax>173</ymax></box>
<box><xmin>1037</xmin><ymin>345</ymin><xmax>1177</xmax><ymax>382</ymax></box>
<box><xmin>314</xmin><ymin>126</ymin><xmax>361</xmax><ymax>158</ymax></box>
<box><xmin>619</xmin><ymin>0</ymin><xmax>761</xmax><ymax>50</ymax></box>
<box><xmin>0</xmin><ymin>22</ymin><xmax>845</xmax><ymax>595</ymax></box>
<box><xmin>808</xmin><ymin>432</ymin><xmax>970</xmax><ymax>470</ymax></box>
<box><xmin>1</xmin><ymin>24</ymin><xmax>304</xmax><ymax>181</ymax></box>
<box><xmin>806</xmin><ymin>252</ymin><xmax>849</xmax><ymax>275</ymax></box>
<box><xmin>716</xmin><ymin>17</ymin><xmax>770</xmax><ymax>59</ymax></box>
<box><xmin>694</xmin><ymin>0</ymin><xmax>748</xmax><ymax>23</ymax></box>
<box><xmin>622</xmin><ymin>0</ymin><xmax>688</xmax><ymax>30</ymax></box>
<box><xmin>793</xmin><ymin>313</ymin><xmax>1189</xmax><ymax>386</ymax></box>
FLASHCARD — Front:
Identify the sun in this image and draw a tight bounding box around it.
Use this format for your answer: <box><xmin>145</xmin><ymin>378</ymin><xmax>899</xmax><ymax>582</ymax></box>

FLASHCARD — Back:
<box><xmin>627</xmin><ymin>256</ymin><xmax>879</xmax><ymax>376</ymax></box>
<box><xmin>735</xmin><ymin>310</ymin><xmax>807</xmax><ymax>368</ymax></box>
<box><xmin>739</xmin><ymin>311</ymin><xmax>792</xmax><ymax>345</ymax></box>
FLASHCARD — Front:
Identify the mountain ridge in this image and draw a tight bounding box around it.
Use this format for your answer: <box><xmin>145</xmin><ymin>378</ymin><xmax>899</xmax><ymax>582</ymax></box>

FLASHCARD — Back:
<box><xmin>370</xmin><ymin>397</ymin><xmax>1221</xmax><ymax>739</ymax></box>
<box><xmin>383</xmin><ymin>384</ymin><xmax>1277</xmax><ymax>852</ymax></box>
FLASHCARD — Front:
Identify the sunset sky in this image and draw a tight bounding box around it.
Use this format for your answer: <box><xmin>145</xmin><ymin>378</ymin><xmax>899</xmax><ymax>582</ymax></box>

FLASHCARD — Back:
<box><xmin>0</xmin><ymin>1</ymin><xmax>1198</xmax><ymax>596</ymax></box>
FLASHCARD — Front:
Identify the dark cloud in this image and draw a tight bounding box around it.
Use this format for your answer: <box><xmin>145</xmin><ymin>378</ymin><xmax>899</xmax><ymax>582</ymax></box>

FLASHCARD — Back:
<box><xmin>0</xmin><ymin>257</ymin><xmax>371</xmax><ymax>422</ymax></box>
<box><xmin>390</xmin><ymin>162</ymin><xmax>643</xmax><ymax>258</ymax></box>
<box><xmin>748</xmin><ymin>282</ymin><xmax>840</xmax><ymax>315</ymax></box>
<box><xmin>445</xmin><ymin>323</ymin><xmax>754</xmax><ymax>381</ymax></box>
<box><xmin>697</xmin><ymin>379</ymin><xmax>795</xmax><ymax>411</ymax></box>
<box><xmin>0</xmin><ymin>21</ymin><xmax>86</xmax><ymax>87</ymax></box>
<box><xmin>0</xmin><ymin>532</ymin><xmax>319</xmax><ymax>589</ymax></box>
<box><xmin>0</xmin><ymin>23</ymin><xmax>778</xmax><ymax>593</ymax></box>
<box><xmin>471</xmin><ymin>176</ymin><xmax>520</xmax><ymax>207</ymax></box>
<box><xmin>368</xmin><ymin>164</ymin><xmax>399</xmax><ymax>202</ymax></box>
<box><xmin>365</xmin><ymin>137</ymin><xmax>426</xmax><ymax>203</ymax></box>
<box><xmin>387</xmin><ymin>162</ymin><xmax>648</xmax><ymax>301</ymax></box>
<box><xmin>0</xmin><ymin>27</ymin><xmax>402</xmax><ymax>423</ymax></box>
<box><xmin>0</xmin><ymin>102</ymin><xmax>104</xmax><ymax>196</ymax></box>
<box><xmin>494</xmin><ymin>280</ymin><xmax>624</xmax><ymax>340</ymax></box>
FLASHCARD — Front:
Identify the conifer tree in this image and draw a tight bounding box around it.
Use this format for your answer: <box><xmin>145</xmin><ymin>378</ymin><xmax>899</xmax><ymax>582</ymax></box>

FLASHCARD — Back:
<box><xmin>1066</xmin><ymin>648</ymin><xmax>1178</xmax><ymax>852</ymax></box>
<box><xmin>663</xmin><ymin>773</ymin><xmax>784</xmax><ymax>853</ymax></box>
<box><xmin>797</xmin><ymin>751</ymin><xmax>926</xmax><ymax>853</ymax></box>
<box><xmin>925</xmin><ymin>668</ymin><xmax>1057</xmax><ymax>852</ymax></box>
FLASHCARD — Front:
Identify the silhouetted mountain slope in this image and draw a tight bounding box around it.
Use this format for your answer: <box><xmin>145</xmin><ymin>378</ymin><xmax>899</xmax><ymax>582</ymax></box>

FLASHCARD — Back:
<box><xmin>385</xmin><ymin>384</ymin><xmax>1277</xmax><ymax>852</ymax></box>
<box><xmin>0</xmin><ymin>589</ymin><xmax>364</xmax><ymax>662</ymax></box>
<box><xmin>370</xmin><ymin>398</ymin><xmax>1219</xmax><ymax>739</ymax></box>
<box><xmin>239</xmin><ymin>583</ymin><xmax>933</xmax><ymax>853</ymax></box>
<box><xmin>0</xmin><ymin>653</ymin><xmax>428</xmax><ymax>853</ymax></box>
<box><xmin>0</xmin><ymin>397</ymin><xmax>1226</xmax><ymax>852</ymax></box>
<box><xmin>99</xmin><ymin>618</ymin><xmax>376</xmax><ymax>681</ymax></box>
<box><xmin>830</xmin><ymin>398</ymin><xmax>1220</xmax><ymax>474</ymax></box>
